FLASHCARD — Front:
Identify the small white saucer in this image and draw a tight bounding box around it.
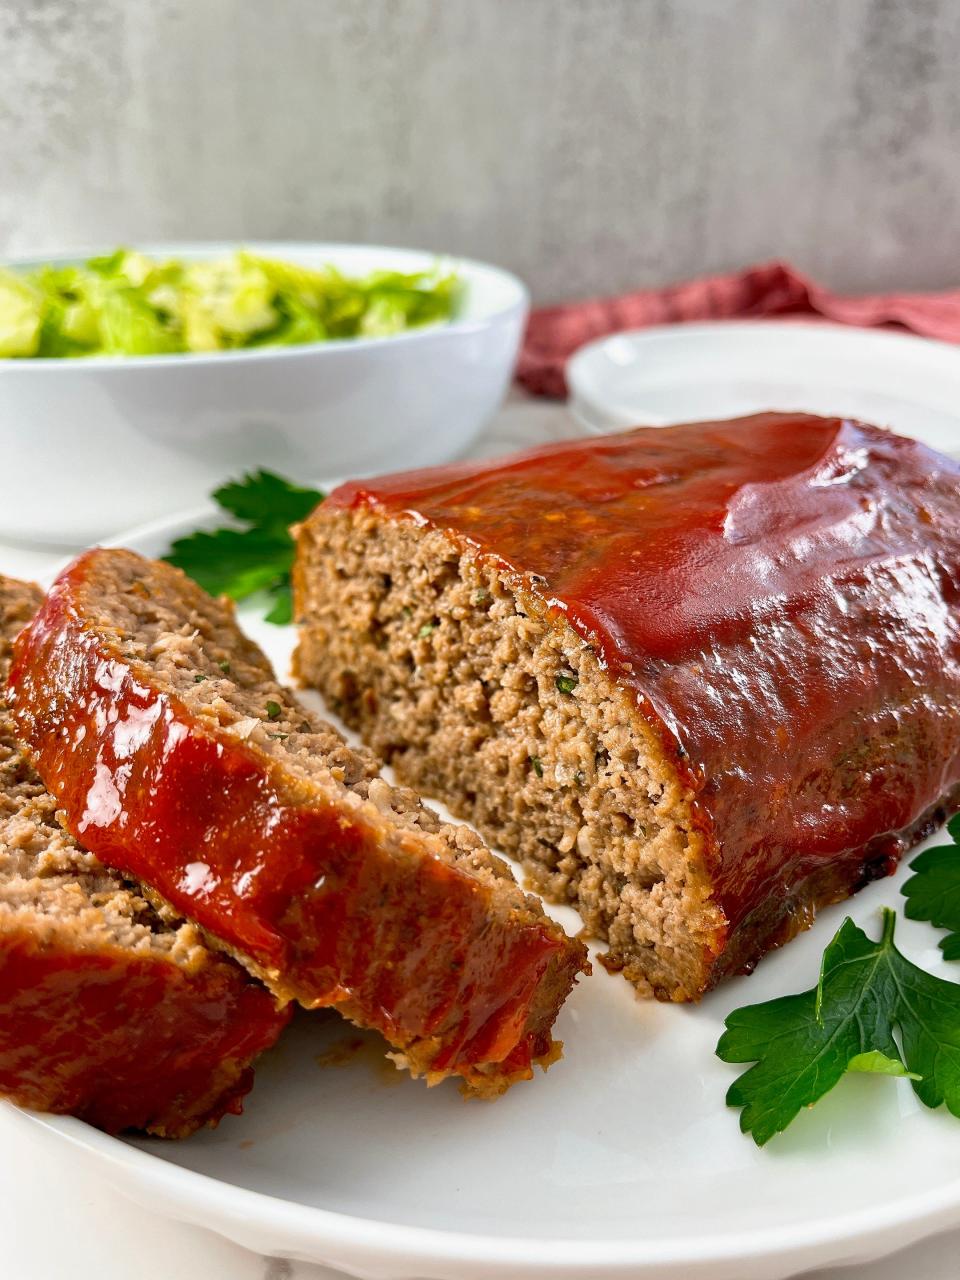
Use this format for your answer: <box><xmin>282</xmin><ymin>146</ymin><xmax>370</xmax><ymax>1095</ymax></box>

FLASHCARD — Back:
<box><xmin>567</xmin><ymin>320</ymin><xmax>960</xmax><ymax>454</ymax></box>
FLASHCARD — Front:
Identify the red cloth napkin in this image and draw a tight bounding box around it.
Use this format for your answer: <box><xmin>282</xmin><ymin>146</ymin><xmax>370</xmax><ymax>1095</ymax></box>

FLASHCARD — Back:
<box><xmin>516</xmin><ymin>260</ymin><xmax>960</xmax><ymax>399</ymax></box>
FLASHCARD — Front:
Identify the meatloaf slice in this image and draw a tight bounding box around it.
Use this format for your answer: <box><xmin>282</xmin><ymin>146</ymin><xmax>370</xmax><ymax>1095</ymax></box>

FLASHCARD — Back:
<box><xmin>10</xmin><ymin>550</ymin><xmax>587</xmax><ymax>1096</ymax></box>
<box><xmin>292</xmin><ymin>412</ymin><xmax>960</xmax><ymax>1001</ymax></box>
<box><xmin>0</xmin><ymin>575</ymin><xmax>289</xmax><ymax>1137</ymax></box>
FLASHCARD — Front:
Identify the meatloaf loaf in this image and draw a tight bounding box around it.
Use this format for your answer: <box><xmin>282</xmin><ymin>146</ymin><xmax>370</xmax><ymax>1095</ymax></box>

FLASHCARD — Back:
<box><xmin>10</xmin><ymin>550</ymin><xmax>587</xmax><ymax>1096</ymax></box>
<box><xmin>292</xmin><ymin>412</ymin><xmax>960</xmax><ymax>1001</ymax></box>
<box><xmin>0</xmin><ymin>575</ymin><xmax>289</xmax><ymax>1136</ymax></box>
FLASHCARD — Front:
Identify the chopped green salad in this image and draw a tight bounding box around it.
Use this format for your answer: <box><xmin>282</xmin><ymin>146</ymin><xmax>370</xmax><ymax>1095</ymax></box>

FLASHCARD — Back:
<box><xmin>0</xmin><ymin>248</ymin><xmax>461</xmax><ymax>358</ymax></box>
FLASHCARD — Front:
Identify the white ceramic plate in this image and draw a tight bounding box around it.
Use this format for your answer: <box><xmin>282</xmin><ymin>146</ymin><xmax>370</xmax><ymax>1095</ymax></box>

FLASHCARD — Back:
<box><xmin>567</xmin><ymin>320</ymin><xmax>960</xmax><ymax>455</ymax></box>
<box><xmin>11</xmin><ymin>506</ymin><xmax>960</xmax><ymax>1280</ymax></box>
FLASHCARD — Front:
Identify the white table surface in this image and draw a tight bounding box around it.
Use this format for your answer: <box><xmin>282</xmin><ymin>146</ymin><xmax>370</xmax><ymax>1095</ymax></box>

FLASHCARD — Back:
<box><xmin>2</xmin><ymin>395</ymin><xmax>959</xmax><ymax>1280</ymax></box>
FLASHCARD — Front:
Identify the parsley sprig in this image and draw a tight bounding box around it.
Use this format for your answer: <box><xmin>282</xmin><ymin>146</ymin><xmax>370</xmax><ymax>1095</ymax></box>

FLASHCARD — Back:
<box><xmin>717</xmin><ymin>907</ymin><xmax>960</xmax><ymax>1145</ymax></box>
<box><xmin>165</xmin><ymin>469</ymin><xmax>324</xmax><ymax>624</ymax></box>
<box><xmin>902</xmin><ymin>813</ymin><xmax>960</xmax><ymax>960</ymax></box>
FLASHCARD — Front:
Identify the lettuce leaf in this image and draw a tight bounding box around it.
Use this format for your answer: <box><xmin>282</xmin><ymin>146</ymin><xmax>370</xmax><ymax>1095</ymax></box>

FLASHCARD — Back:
<box><xmin>0</xmin><ymin>269</ymin><xmax>42</xmax><ymax>357</ymax></box>
<box><xmin>0</xmin><ymin>249</ymin><xmax>460</xmax><ymax>358</ymax></box>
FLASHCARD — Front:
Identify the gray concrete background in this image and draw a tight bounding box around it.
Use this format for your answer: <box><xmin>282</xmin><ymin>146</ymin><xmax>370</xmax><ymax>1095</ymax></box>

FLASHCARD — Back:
<box><xmin>1</xmin><ymin>0</ymin><xmax>958</xmax><ymax>303</ymax></box>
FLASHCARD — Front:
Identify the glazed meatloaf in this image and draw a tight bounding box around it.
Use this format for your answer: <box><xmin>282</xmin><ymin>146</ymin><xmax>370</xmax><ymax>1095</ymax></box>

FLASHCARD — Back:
<box><xmin>0</xmin><ymin>575</ymin><xmax>289</xmax><ymax>1136</ymax></box>
<box><xmin>292</xmin><ymin>412</ymin><xmax>960</xmax><ymax>1001</ymax></box>
<box><xmin>9</xmin><ymin>551</ymin><xmax>587</xmax><ymax>1096</ymax></box>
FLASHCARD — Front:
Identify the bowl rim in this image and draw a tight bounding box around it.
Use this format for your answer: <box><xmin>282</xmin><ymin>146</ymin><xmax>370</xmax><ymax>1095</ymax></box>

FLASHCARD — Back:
<box><xmin>0</xmin><ymin>240</ymin><xmax>529</xmax><ymax>370</ymax></box>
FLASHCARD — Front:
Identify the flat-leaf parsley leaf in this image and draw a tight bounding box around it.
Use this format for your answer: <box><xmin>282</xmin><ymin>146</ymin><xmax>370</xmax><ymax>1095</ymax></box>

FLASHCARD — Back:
<box><xmin>717</xmin><ymin>908</ymin><xmax>960</xmax><ymax>1145</ymax></box>
<box><xmin>165</xmin><ymin>469</ymin><xmax>324</xmax><ymax>624</ymax></box>
<box><xmin>902</xmin><ymin>812</ymin><xmax>960</xmax><ymax>960</ymax></box>
<box><xmin>213</xmin><ymin>470</ymin><xmax>324</xmax><ymax>528</ymax></box>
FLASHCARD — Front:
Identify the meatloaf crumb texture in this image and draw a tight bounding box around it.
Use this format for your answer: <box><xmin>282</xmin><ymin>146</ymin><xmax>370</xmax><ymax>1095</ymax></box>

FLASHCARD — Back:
<box><xmin>10</xmin><ymin>550</ymin><xmax>587</xmax><ymax>1096</ymax></box>
<box><xmin>0</xmin><ymin>575</ymin><xmax>289</xmax><ymax>1136</ymax></box>
<box><xmin>294</xmin><ymin>511</ymin><xmax>720</xmax><ymax>999</ymax></box>
<box><xmin>292</xmin><ymin>413</ymin><xmax>960</xmax><ymax>1000</ymax></box>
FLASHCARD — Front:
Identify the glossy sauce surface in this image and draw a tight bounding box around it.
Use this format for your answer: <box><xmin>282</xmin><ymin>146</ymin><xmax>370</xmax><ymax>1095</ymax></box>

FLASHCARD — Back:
<box><xmin>9</xmin><ymin>553</ymin><xmax>585</xmax><ymax>1088</ymax></box>
<box><xmin>328</xmin><ymin>414</ymin><xmax>960</xmax><ymax>942</ymax></box>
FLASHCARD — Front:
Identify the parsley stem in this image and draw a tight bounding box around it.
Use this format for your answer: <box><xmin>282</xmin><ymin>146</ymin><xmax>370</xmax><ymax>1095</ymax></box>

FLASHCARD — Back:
<box><xmin>881</xmin><ymin>905</ymin><xmax>897</xmax><ymax>945</ymax></box>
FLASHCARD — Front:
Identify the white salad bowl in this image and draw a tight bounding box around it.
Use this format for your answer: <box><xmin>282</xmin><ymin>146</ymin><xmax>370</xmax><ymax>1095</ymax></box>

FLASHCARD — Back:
<box><xmin>0</xmin><ymin>241</ymin><xmax>529</xmax><ymax>545</ymax></box>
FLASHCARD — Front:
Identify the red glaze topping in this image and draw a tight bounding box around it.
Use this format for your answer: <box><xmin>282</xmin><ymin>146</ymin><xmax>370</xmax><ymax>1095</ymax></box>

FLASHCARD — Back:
<box><xmin>0</xmin><ymin>925</ymin><xmax>289</xmax><ymax>1136</ymax></box>
<box><xmin>9</xmin><ymin>552</ymin><xmax>585</xmax><ymax>1090</ymax></box>
<box><xmin>327</xmin><ymin>413</ymin><xmax>960</xmax><ymax>939</ymax></box>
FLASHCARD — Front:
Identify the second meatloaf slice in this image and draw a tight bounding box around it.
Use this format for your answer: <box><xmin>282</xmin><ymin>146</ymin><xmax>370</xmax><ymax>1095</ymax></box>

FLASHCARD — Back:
<box><xmin>10</xmin><ymin>549</ymin><xmax>587</xmax><ymax>1096</ymax></box>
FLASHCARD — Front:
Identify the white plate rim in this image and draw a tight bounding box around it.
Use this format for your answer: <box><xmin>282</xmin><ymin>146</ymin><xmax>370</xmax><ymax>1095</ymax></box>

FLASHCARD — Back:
<box><xmin>19</xmin><ymin>1103</ymin><xmax>960</xmax><ymax>1277</ymax></box>
<box><xmin>17</xmin><ymin>500</ymin><xmax>960</xmax><ymax>1278</ymax></box>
